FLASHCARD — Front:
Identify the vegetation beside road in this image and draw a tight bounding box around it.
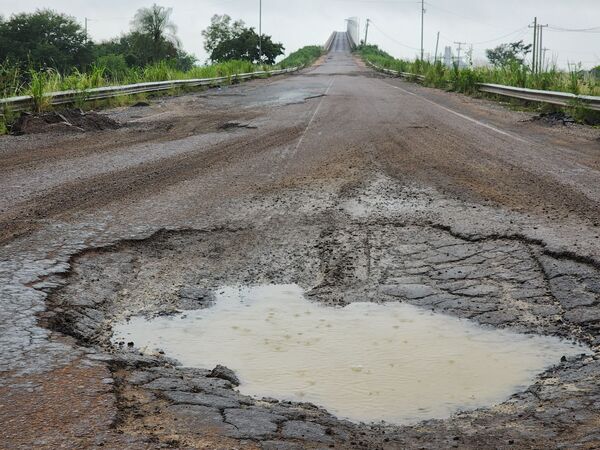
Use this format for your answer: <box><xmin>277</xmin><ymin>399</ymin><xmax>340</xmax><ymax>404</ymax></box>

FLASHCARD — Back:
<box><xmin>0</xmin><ymin>6</ymin><xmax>324</xmax><ymax>134</ymax></box>
<box><xmin>279</xmin><ymin>46</ymin><xmax>324</xmax><ymax>69</ymax></box>
<box><xmin>358</xmin><ymin>45</ymin><xmax>600</xmax><ymax>124</ymax></box>
<box><xmin>358</xmin><ymin>45</ymin><xmax>600</xmax><ymax>96</ymax></box>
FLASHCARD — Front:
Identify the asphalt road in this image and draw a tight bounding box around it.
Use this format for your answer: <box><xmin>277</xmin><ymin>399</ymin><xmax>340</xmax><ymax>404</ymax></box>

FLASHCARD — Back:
<box><xmin>1</xmin><ymin>32</ymin><xmax>600</xmax><ymax>449</ymax></box>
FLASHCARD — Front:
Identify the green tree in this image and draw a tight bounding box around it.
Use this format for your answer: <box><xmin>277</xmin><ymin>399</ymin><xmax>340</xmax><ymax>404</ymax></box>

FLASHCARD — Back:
<box><xmin>202</xmin><ymin>15</ymin><xmax>246</xmax><ymax>56</ymax></box>
<box><xmin>94</xmin><ymin>32</ymin><xmax>193</xmax><ymax>71</ymax></box>
<box><xmin>0</xmin><ymin>10</ymin><xmax>92</xmax><ymax>71</ymax></box>
<box><xmin>202</xmin><ymin>16</ymin><xmax>284</xmax><ymax>64</ymax></box>
<box><xmin>486</xmin><ymin>41</ymin><xmax>532</xmax><ymax>67</ymax></box>
<box><xmin>132</xmin><ymin>4</ymin><xmax>180</xmax><ymax>63</ymax></box>
<box><xmin>211</xmin><ymin>28</ymin><xmax>283</xmax><ymax>64</ymax></box>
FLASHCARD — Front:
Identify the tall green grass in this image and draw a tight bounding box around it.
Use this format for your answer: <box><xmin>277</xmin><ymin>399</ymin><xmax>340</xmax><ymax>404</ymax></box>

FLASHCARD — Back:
<box><xmin>0</xmin><ymin>46</ymin><xmax>322</xmax><ymax>134</ymax></box>
<box><xmin>0</xmin><ymin>59</ymin><xmax>276</xmax><ymax>110</ymax></box>
<box><xmin>279</xmin><ymin>46</ymin><xmax>324</xmax><ymax>69</ymax></box>
<box><xmin>359</xmin><ymin>45</ymin><xmax>599</xmax><ymax>96</ymax></box>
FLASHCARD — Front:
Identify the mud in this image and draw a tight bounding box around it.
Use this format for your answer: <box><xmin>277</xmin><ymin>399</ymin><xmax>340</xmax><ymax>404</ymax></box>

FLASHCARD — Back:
<box><xmin>112</xmin><ymin>284</ymin><xmax>586</xmax><ymax>426</ymax></box>
<box><xmin>528</xmin><ymin>111</ymin><xmax>577</xmax><ymax>126</ymax></box>
<box><xmin>12</xmin><ymin>109</ymin><xmax>121</xmax><ymax>135</ymax></box>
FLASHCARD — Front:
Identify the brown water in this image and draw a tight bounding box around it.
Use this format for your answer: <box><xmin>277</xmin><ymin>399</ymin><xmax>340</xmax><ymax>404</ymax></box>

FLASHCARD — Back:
<box><xmin>112</xmin><ymin>284</ymin><xmax>585</xmax><ymax>425</ymax></box>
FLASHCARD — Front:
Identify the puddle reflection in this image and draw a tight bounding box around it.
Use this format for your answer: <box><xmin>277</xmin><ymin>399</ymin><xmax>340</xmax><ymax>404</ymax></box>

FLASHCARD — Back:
<box><xmin>112</xmin><ymin>284</ymin><xmax>586</xmax><ymax>425</ymax></box>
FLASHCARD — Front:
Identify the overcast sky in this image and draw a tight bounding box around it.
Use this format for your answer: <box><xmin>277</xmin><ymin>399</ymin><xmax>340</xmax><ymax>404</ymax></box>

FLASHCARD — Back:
<box><xmin>2</xmin><ymin>1</ymin><xmax>599</xmax><ymax>68</ymax></box>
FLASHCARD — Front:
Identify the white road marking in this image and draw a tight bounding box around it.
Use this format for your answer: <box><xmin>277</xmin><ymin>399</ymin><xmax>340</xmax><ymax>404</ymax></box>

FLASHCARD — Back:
<box><xmin>288</xmin><ymin>76</ymin><xmax>337</xmax><ymax>156</ymax></box>
<box><xmin>383</xmin><ymin>81</ymin><xmax>532</xmax><ymax>145</ymax></box>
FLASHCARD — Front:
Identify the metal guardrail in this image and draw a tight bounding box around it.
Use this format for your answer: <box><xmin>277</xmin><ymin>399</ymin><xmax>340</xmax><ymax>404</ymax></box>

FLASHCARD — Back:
<box><xmin>366</xmin><ymin>61</ymin><xmax>425</xmax><ymax>82</ymax></box>
<box><xmin>324</xmin><ymin>32</ymin><xmax>337</xmax><ymax>52</ymax></box>
<box><xmin>477</xmin><ymin>84</ymin><xmax>600</xmax><ymax>111</ymax></box>
<box><xmin>0</xmin><ymin>67</ymin><xmax>299</xmax><ymax>113</ymax></box>
<box><xmin>366</xmin><ymin>60</ymin><xmax>600</xmax><ymax>111</ymax></box>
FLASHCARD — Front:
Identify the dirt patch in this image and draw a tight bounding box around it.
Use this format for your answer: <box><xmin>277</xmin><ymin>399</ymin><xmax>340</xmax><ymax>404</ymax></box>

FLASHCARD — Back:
<box><xmin>529</xmin><ymin>111</ymin><xmax>576</xmax><ymax>126</ymax></box>
<box><xmin>12</xmin><ymin>109</ymin><xmax>121</xmax><ymax>135</ymax></box>
<box><xmin>0</xmin><ymin>355</ymin><xmax>151</xmax><ymax>449</ymax></box>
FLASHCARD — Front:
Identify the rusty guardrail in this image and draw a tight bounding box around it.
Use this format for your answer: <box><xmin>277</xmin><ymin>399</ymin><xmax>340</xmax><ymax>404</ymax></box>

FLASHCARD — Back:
<box><xmin>0</xmin><ymin>67</ymin><xmax>300</xmax><ymax>113</ymax></box>
<box><xmin>366</xmin><ymin>60</ymin><xmax>600</xmax><ymax>111</ymax></box>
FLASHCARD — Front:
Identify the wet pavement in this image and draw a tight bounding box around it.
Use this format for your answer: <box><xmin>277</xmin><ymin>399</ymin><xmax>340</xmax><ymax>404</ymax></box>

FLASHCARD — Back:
<box><xmin>1</xmin><ymin>32</ymin><xmax>600</xmax><ymax>449</ymax></box>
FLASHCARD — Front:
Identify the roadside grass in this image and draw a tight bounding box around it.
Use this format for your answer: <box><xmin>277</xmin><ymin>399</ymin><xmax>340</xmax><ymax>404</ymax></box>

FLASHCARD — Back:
<box><xmin>0</xmin><ymin>45</ymin><xmax>323</xmax><ymax>134</ymax></box>
<box><xmin>359</xmin><ymin>45</ymin><xmax>600</xmax><ymax>125</ymax></box>
<box><xmin>279</xmin><ymin>46</ymin><xmax>324</xmax><ymax>69</ymax></box>
<box><xmin>0</xmin><ymin>114</ymin><xmax>8</xmax><ymax>134</ymax></box>
<box><xmin>359</xmin><ymin>45</ymin><xmax>599</xmax><ymax>96</ymax></box>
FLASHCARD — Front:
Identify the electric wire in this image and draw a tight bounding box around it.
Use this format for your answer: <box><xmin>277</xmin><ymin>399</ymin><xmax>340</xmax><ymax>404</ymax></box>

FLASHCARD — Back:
<box><xmin>369</xmin><ymin>20</ymin><xmax>421</xmax><ymax>51</ymax></box>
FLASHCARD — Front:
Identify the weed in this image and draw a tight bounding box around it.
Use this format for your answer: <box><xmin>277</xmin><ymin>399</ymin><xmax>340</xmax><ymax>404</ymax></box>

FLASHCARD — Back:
<box><xmin>0</xmin><ymin>115</ymin><xmax>7</xmax><ymax>135</ymax></box>
<box><xmin>28</xmin><ymin>69</ymin><xmax>60</xmax><ymax>113</ymax></box>
<box><xmin>358</xmin><ymin>45</ymin><xmax>597</xmax><ymax>96</ymax></box>
<box><xmin>568</xmin><ymin>100</ymin><xmax>600</xmax><ymax>125</ymax></box>
<box><xmin>567</xmin><ymin>64</ymin><xmax>582</xmax><ymax>95</ymax></box>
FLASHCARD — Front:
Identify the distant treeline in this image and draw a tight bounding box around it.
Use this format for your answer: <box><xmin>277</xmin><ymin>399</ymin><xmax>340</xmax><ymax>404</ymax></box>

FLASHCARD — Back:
<box><xmin>0</xmin><ymin>5</ymin><xmax>294</xmax><ymax>79</ymax></box>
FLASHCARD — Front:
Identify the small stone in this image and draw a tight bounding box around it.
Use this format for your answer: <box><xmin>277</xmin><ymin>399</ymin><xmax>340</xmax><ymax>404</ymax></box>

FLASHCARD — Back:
<box><xmin>209</xmin><ymin>365</ymin><xmax>240</xmax><ymax>386</ymax></box>
<box><xmin>164</xmin><ymin>391</ymin><xmax>240</xmax><ymax>409</ymax></box>
<box><xmin>281</xmin><ymin>421</ymin><xmax>333</xmax><ymax>443</ymax></box>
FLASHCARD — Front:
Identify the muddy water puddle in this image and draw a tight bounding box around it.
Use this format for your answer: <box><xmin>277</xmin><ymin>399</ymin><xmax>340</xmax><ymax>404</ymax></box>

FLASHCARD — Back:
<box><xmin>112</xmin><ymin>285</ymin><xmax>586</xmax><ymax>424</ymax></box>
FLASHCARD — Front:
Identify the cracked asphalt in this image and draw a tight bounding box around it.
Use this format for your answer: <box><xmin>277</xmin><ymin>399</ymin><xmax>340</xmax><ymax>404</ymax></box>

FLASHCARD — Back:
<box><xmin>2</xmin><ymin>32</ymin><xmax>600</xmax><ymax>449</ymax></box>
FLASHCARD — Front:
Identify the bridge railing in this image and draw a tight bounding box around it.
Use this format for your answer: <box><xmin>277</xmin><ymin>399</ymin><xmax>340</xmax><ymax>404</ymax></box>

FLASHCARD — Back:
<box><xmin>324</xmin><ymin>32</ymin><xmax>337</xmax><ymax>52</ymax></box>
<box><xmin>346</xmin><ymin>18</ymin><xmax>359</xmax><ymax>48</ymax></box>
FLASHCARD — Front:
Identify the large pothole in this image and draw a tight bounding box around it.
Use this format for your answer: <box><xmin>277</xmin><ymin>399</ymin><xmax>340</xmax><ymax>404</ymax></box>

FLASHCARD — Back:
<box><xmin>43</xmin><ymin>221</ymin><xmax>600</xmax><ymax>448</ymax></box>
<box><xmin>112</xmin><ymin>284</ymin><xmax>584</xmax><ymax>425</ymax></box>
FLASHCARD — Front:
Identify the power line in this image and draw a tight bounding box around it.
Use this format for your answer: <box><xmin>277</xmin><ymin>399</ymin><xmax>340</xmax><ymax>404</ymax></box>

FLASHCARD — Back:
<box><xmin>369</xmin><ymin>21</ymin><xmax>421</xmax><ymax>51</ymax></box>
<box><xmin>437</xmin><ymin>26</ymin><xmax>529</xmax><ymax>52</ymax></box>
<box><xmin>467</xmin><ymin>26</ymin><xmax>529</xmax><ymax>45</ymax></box>
<box><xmin>548</xmin><ymin>25</ymin><xmax>600</xmax><ymax>33</ymax></box>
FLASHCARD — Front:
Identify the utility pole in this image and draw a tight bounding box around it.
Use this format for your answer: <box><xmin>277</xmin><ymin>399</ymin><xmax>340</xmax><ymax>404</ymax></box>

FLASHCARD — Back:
<box><xmin>258</xmin><ymin>0</ymin><xmax>262</xmax><ymax>64</ymax></box>
<box><xmin>529</xmin><ymin>17</ymin><xmax>537</xmax><ymax>73</ymax></box>
<box><xmin>364</xmin><ymin>19</ymin><xmax>370</xmax><ymax>45</ymax></box>
<box><xmin>85</xmin><ymin>18</ymin><xmax>89</xmax><ymax>43</ymax></box>
<box><xmin>454</xmin><ymin>42</ymin><xmax>466</xmax><ymax>68</ymax></box>
<box><xmin>537</xmin><ymin>23</ymin><xmax>548</xmax><ymax>73</ymax></box>
<box><xmin>542</xmin><ymin>47</ymin><xmax>550</xmax><ymax>72</ymax></box>
<box><xmin>421</xmin><ymin>0</ymin><xmax>425</xmax><ymax>61</ymax></box>
<box><xmin>420</xmin><ymin>0</ymin><xmax>425</xmax><ymax>60</ymax></box>
<box><xmin>434</xmin><ymin>31</ymin><xmax>440</xmax><ymax>64</ymax></box>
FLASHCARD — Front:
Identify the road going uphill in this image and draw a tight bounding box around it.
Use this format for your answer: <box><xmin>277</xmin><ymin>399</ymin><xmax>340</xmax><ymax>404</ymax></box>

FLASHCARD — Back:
<box><xmin>1</xmin><ymin>32</ymin><xmax>600</xmax><ymax>449</ymax></box>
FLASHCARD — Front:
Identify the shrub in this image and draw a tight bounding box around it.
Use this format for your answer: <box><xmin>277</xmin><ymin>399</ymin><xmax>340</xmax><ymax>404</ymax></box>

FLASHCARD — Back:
<box><xmin>96</xmin><ymin>54</ymin><xmax>130</xmax><ymax>81</ymax></box>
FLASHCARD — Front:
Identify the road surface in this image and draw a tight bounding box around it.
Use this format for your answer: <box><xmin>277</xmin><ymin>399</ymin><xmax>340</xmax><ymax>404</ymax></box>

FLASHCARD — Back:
<box><xmin>1</xmin><ymin>32</ymin><xmax>600</xmax><ymax>449</ymax></box>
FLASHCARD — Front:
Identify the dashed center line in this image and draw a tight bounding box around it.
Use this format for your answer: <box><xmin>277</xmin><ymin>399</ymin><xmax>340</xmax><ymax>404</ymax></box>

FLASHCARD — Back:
<box><xmin>291</xmin><ymin>76</ymin><xmax>337</xmax><ymax>154</ymax></box>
